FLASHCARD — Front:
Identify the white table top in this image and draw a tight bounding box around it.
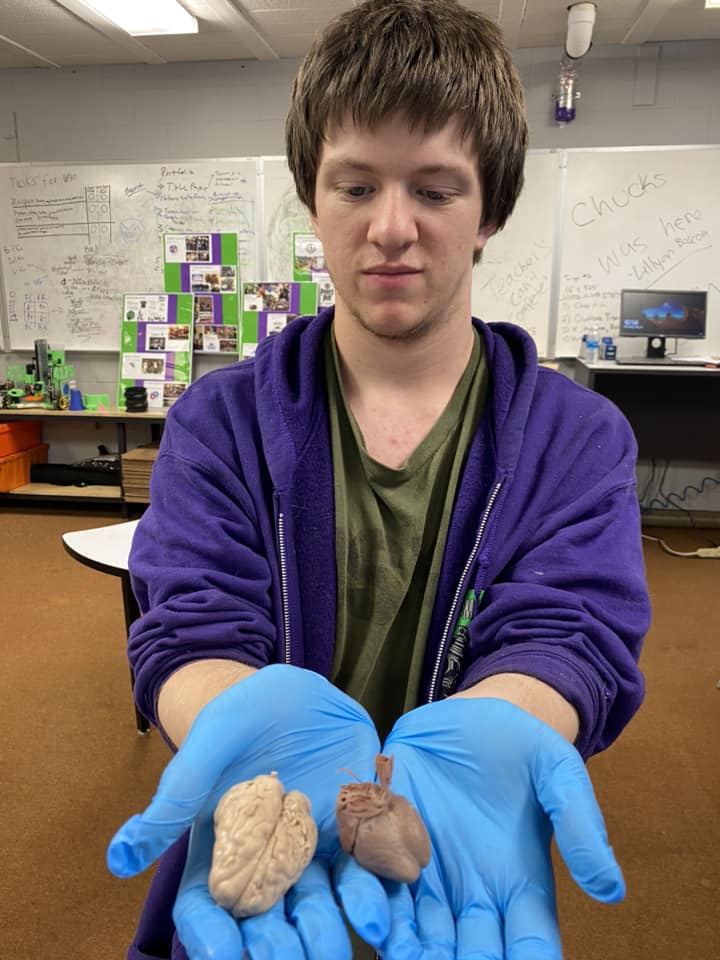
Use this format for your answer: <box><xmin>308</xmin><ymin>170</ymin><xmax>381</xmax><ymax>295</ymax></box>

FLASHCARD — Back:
<box><xmin>576</xmin><ymin>358</ymin><xmax>720</xmax><ymax>375</ymax></box>
<box><xmin>62</xmin><ymin>520</ymin><xmax>139</xmax><ymax>575</ymax></box>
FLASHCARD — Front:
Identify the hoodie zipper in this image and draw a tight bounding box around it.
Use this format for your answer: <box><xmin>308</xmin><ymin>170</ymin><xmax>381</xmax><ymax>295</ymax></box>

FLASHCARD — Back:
<box><xmin>427</xmin><ymin>480</ymin><xmax>503</xmax><ymax>702</ymax></box>
<box><xmin>277</xmin><ymin>511</ymin><xmax>292</xmax><ymax>664</ymax></box>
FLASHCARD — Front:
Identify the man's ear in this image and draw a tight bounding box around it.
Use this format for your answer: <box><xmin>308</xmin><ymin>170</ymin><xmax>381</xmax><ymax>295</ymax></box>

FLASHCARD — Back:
<box><xmin>309</xmin><ymin>208</ymin><xmax>322</xmax><ymax>243</ymax></box>
<box><xmin>475</xmin><ymin>222</ymin><xmax>497</xmax><ymax>255</ymax></box>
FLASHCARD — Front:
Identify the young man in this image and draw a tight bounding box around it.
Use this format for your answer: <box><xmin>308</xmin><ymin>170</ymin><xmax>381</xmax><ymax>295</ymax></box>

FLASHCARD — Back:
<box><xmin>107</xmin><ymin>2</ymin><xmax>650</xmax><ymax>959</ymax></box>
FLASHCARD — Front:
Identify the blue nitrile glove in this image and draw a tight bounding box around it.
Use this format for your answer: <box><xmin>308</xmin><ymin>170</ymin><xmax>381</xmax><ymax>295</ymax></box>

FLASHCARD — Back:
<box><xmin>106</xmin><ymin>664</ymin><xmax>390</xmax><ymax>960</ymax></box>
<box><xmin>378</xmin><ymin>698</ymin><xmax>626</xmax><ymax>960</ymax></box>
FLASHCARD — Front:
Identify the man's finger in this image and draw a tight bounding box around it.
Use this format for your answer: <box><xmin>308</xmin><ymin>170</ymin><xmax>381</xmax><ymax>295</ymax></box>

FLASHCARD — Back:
<box><xmin>504</xmin><ymin>882</ymin><xmax>562</xmax><ymax>960</ymax></box>
<box><xmin>172</xmin><ymin>809</ymin><xmax>246</xmax><ymax>960</ymax></box>
<box><xmin>455</xmin><ymin>900</ymin><xmax>504</xmax><ymax>960</ymax></box>
<box><xmin>410</xmin><ymin>860</ymin><xmax>455</xmax><ymax>960</ymax></box>
<box><xmin>333</xmin><ymin>850</ymin><xmax>392</xmax><ymax>950</ymax></box>
<box><xmin>535</xmin><ymin>745</ymin><xmax>625</xmax><ymax>903</ymax></box>
<box><xmin>287</xmin><ymin>859</ymin><xmax>353</xmax><ymax>960</ymax></box>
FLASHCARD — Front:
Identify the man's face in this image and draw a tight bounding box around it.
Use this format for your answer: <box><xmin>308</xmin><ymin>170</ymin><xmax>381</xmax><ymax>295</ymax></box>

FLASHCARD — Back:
<box><xmin>310</xmin><ymin>113</ymin><xmax>495</xmax><ymax>342</ymax></box>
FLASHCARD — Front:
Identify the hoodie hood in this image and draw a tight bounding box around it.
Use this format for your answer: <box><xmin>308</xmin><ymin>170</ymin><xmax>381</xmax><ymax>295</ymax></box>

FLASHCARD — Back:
<box><xmin>252</xmin><ymin>309</ymin><xmax>540</xmax><ymax>492</ymax></box>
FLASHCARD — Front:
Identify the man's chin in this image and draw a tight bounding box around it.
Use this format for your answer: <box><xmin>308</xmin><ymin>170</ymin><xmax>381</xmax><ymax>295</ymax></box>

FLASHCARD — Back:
<box><xmin>352</xmin><ymin>307</ymin><xmax>438</xmax><ymax>342</ymax></box>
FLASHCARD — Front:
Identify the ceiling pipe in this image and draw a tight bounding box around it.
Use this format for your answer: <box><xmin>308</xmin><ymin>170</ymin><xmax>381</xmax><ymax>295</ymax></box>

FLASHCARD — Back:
<box><xmin>553</xmin><ymin>2</ymin><xmax>597</xmax><ymax>125</ymax></box>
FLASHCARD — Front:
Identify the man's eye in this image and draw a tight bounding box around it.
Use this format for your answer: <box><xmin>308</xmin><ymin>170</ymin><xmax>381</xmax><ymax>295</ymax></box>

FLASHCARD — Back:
<box><xmin>342</xmin><ymin>185</ymin><xmax>371</xmax><ymax>199</ymax></box>
<box><xmin>421</xmin><ymin>189</ymin><xmax>452</xmax><ymax>203</ymax></box>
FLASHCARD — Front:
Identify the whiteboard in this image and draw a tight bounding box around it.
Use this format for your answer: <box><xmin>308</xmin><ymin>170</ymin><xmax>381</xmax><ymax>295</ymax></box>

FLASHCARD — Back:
<box><xmin>261</xmin><ymin>157</ymin><xmax>313</xmax><ymax>281</ymax></box>
<box><xmin>2</xmin><ymin>148</ymin><xmax>717</xmax><ymax>358</ymax></box>
<box><xmin>556</xmin><ymin>147</ymin><xmax>720</xmax><ymax>357</ymax></box>
<box><xmin>471</xmin><ymin>151</ymin><xmax>560</xmax><ymax>357</ymax></box>
<box><xmin>0</xmin><ymin>160</ymin><xmax>258</xmax><ymax>350</ymax></box>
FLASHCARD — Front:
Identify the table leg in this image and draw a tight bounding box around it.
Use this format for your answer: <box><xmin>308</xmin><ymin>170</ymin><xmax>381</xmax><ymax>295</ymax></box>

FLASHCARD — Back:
<box><xmin>130</xmin><ymin>666</ymin><xmax>150</xmax><ymax>735</ymax></box>
<box><xmin>116</xmin><ymin>422</ymin><xmax>129</xmax><ymax>519</ymax></box>
<box><xmin>121</xmin><ymin>572</ymin><xmax>150</xmax><ymax>735</ymax></box>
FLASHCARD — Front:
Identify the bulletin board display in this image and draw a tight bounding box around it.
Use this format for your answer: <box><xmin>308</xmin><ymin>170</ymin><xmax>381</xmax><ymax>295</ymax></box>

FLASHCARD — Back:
<box><xmin>240</xmin><ymin>281</ymin><xmax>318</xmax><ymax>358</ymax></box>
<box><xmin>163</xmin><ymin>231</ymin><xmax>241</xmax><ymax>354</ymax></box>
<box><xmin>117</xmin><ymin>293</ymin><xmax>193</xmax><ymax>408</ymax></box>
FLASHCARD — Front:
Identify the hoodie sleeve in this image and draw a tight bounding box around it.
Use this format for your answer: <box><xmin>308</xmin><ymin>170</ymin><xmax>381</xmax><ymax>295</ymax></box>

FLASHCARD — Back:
<box><xmin>458</xmin><ymin>376</ymin><xmax>651</xmax><ymax>759</ymax></box>
<box><xmin>127</xmin><ymin>392</ymin><xmax>279</xmax><ymax>727</ymax></box>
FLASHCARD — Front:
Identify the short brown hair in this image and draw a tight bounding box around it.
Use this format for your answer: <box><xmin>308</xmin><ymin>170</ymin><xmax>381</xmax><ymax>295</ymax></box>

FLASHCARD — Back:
<box><xmin>286</xmin><ymin>0</ymin><xmax>528</xmax><ymax>242</ymax></box>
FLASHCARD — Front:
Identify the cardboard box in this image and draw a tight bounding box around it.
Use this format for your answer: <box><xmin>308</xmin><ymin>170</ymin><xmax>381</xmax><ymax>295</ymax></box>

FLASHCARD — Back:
<box><xmin>0</xmin><ymin>443</ymin><xmax>49</xmax><ymax>492</ymax></box>
<box><xmin>121</xmin><ymin>442</ymin><xmax>159</xmax><ymax>503</ymax></box>
<box><xmin>0</xmin><ymin>420</ymin><xmax>42</xmax><ymax>457</ymax></box>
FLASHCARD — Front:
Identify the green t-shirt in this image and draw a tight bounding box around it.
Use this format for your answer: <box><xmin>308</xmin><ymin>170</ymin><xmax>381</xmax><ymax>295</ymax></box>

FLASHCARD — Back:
<box><xmin>325</xmin><ymin>327</ymin><xmax>489</xmax><ymax>741</ymax></box>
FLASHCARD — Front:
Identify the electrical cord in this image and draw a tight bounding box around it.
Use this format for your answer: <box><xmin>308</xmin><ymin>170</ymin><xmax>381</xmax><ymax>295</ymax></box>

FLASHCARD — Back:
<box><xmin>642</xmin><ymin>472</ymin><xmax>720</xmax><ymax>513</ymax></box>
<box><xmin>637</xmin><ymin>457</ymin><xmax>656</xmax><ymax>504</ymax></box>
<box><xmin>642</xmin><ymin>533</ymin><xmax>720</xmax><ymax>559</ymax></box>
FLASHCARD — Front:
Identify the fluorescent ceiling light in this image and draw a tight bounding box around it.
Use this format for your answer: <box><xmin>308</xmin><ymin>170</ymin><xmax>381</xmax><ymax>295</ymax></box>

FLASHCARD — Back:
<box><xmin>705</xmin><ymin>0</ymin><xmax>720</xmax><ymax>8</ymax></box>
<box><xmin>78</xmin><ymin>0</ymin><xmax>198</xmax><ymax>35</ymax></box>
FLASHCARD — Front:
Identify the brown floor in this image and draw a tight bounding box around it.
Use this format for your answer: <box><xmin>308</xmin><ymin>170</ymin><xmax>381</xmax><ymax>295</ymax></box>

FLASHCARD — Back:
<box><xmin>1</xmin><ymin>507</ymin><xmax>718</xmax><ymax>958</ymax></box>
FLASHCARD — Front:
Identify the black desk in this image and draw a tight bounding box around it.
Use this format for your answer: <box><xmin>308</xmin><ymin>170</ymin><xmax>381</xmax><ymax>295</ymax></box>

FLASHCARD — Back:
<box><xmin>573</xmin><ymin>360</ymin><xmax>720</xmax><ymax>461</ymax></box>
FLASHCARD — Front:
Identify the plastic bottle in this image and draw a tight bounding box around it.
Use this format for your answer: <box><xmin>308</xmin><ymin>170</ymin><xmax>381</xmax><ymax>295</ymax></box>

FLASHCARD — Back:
<box><xmin>585</xmin><ymin>335</ymin><xmax>599</xmax><ymax>364</ymax></box>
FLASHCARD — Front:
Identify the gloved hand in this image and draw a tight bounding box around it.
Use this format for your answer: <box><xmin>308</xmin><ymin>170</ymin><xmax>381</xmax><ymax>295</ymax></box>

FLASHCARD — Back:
<box><xmin>106</xmin><ymin>664</ymin><xmax>390</xmax><ymax>960</ymax></box>
<box><xmin>378</xmin><ymin>697</ymin><xmax>625</xmax><ymax>960</ymax></box>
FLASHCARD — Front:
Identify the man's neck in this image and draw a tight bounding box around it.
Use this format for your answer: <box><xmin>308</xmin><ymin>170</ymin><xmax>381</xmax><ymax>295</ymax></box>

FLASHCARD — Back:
<box><xmin>332</xmin><ymin>306</ymin><xmax>476</xmax><ymax>468</ymax></box>
<box><xmin>333</xmin><ymin>302</ymin><xmax>474</xmax><ymax>390</ymax></box>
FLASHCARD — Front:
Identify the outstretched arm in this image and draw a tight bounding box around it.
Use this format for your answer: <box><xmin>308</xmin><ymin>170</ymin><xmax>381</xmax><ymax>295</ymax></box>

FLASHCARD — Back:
<box><xmin>373</xmin><ymin>697</ymin><xmax>623</xmax><ymax>960</ymax></box>
<box><xmin>157</xmin><ymin>658</ymin><xmax>257</xmax><ymax>748</ymax></box>
<box><xmin>454</xmin><ymin>671</ymin><xmax>579</xmax><ymax>741</ymax></box>
<box><xmin>108</xmin><ymin>666</ymin><xmax>391</xmax><ymax>960</ymax></box>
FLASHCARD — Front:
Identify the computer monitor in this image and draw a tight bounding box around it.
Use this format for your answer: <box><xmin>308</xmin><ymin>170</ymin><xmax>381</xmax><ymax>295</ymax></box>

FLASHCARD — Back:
<box><xmin>619</xmin><ymin>289</ymin><xmax>707</xmax><ymax>359</ymax></box>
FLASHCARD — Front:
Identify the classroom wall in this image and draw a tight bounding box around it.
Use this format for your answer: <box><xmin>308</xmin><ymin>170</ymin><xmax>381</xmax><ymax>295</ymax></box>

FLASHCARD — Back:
<box><xmin>1</xmin><ymin>41</ymin><xmax>719</xmax><ymax>509</ymax></box>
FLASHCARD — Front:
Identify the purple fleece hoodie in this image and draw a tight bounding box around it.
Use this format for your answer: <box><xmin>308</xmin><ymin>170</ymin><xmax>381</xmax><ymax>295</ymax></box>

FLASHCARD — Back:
<box><xmin>125</xmin><ymin>310</ymin><xmax>650</xmax><ymax>959</ymax></box>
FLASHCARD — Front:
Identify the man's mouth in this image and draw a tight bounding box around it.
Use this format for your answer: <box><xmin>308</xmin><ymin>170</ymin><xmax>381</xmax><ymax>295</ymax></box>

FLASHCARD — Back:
<box><xmin>364</xmin><ymin>264</ymin><xmax>422</xmax><ymax>275</ymax></box>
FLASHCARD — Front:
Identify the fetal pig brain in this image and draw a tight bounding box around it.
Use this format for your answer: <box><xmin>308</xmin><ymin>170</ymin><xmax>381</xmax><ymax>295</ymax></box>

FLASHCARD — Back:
<box><xmin>209</xmin><ymin>772</ymin><xmax>318</xmax><ymax>917</ymax></box>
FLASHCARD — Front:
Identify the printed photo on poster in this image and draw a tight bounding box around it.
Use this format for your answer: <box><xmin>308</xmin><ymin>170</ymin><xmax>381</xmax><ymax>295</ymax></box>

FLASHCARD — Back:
<box><xmin>164</xmin><ymin>233</ymin><xmax>212</xmax><ymax>263</ymax></box>
<box><xmin>164</xmin><ymin>382</ymin><xmax>187</xmax><ymax>407</ymax></box>
<box><xmin>193</xmin><ymin>324</ymin><xmax>238</xmax><ymax>353</ymax></box>
<box><xmin>122</xmin><ymin>352</ymin><xmax>165</xmax><ymax>379</ymax></box>
<box><xmin>146</xmin><ymin>323</ymin><xmax>189</xmax><ymax>352</ymax></box>
<box><xmin>185</xmin><ymin>234</ymin><xmax>211</xmax><ymax>261</ymax></box>
<box><xmin>266</xmin><ymin>313</ymin><xmax>297</xmax><ymax>335</ymax></box>
<box><xmin>145</xmin><ymin>383</ymin><xmax>164</xmax><ymax>410</ymax></box>
<box><xmin>142</xmin><ymin>356</ymin><xmax>166</xmax><ymax>377</ymax></box>
<box><xmin>243</xmin><ymin>282</ymin><xmax>291</xmax><ymax>313</ymax></box>
<box><xmin>164</xmin><ymin>235</ymin><xmax>187</xmax><ymax>263</ymax></box>
<box><xmin>294</xmin><ymin>233</ymin><xmax>325</xmax><ymax>275</ymax></box>
<box><xmin>220</xmin><ymin>265</ymin><xmax>237</xmax><ymax>292</ymax></box>
<box><xmin>190</xmin><ymin>267</ymin><xmax>227</xmax><ymax>294</ymax></box>
<box><xmin>125</xmin><ymin>295</ymin><xmax>169</xmax><ymax>324</ymax></box>
<box><xmin>317</xmin><ymin>276</ymin><xmax>335</xmax><ymax>307</ymax></box>
<box><xmin>194</xmin><ymin>295</ymin><xmax>215</xmax><ymax>322</ymax></box>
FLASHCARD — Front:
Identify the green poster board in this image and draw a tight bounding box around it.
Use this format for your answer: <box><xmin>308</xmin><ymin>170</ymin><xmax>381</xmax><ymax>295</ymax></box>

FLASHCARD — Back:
<box><xmin>163</xmin><ymin>232</ymin><xmax>240</xmax><ymax>353</ymax></box>
<box><xmin>292</xmin><ymin>231</ymin><xmax>325</xmax><ymax>281</ymax></box>
<box><xmin>117</xmin><ymin>293</ymin><xmax>193</xmax><ymax>409</ymax></box>
<box><xmin>240</xmin><ymin>281</ymin><xmax>318</xmax><ymax>358</ymax></box>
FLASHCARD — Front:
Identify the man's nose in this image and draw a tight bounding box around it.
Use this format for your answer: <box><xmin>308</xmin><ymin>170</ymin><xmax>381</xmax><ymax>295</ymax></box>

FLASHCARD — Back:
<box><xmin>366</xmin><ymin>187</ymin><xmax>419</xmax><ymax>252</ymax></box>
